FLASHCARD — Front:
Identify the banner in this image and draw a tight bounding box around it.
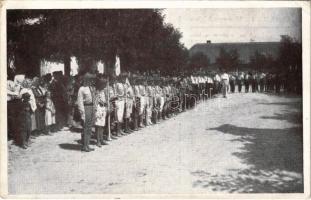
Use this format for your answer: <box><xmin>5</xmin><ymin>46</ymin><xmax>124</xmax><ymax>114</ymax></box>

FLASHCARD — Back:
<box><xmin>115</xmin><ymin>55</ymin><xmax>121</xmax><ymax>77</ymax></box>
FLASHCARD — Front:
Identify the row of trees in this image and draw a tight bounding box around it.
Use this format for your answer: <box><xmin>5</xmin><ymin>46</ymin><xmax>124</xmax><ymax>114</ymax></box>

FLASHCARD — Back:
<box><xmin>7</xmin><ymin>9</ymin><xmax>188</xmax><ymax>77</ymax></box>
<box><xmin>7</xmin><ymin>10</ymin><xmax>301</xmax><ymax>77</ymax></box>
<box><xmin>188</xmin><ymin>35</ymin><xmax>302</xmax><ymax>73</ymax></box>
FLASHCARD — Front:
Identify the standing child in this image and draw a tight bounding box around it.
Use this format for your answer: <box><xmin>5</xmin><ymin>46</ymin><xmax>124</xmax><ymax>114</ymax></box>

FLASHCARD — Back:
<box><xmin>19</xmin><ymin>93</ymin><xmax>32</xmax><ymax>149</ymax></box>
<box><xmin>94</xmin><ymin>78</ymin><xmax>109</xmax><ymax>147</ymax></box>
<box><xmin>45</xmin><ymin>91</ymin><xmax>56</xmax><ymax>134</ymax></box>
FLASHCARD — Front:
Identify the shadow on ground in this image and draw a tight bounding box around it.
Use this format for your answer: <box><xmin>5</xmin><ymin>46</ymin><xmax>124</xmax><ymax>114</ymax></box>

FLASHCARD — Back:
<box><xmin>194</xmin><ymin>124</ymin><xmax>303</xmax><ymax>193</ymax></box>
<box><xmin>260</xmin><ymin>111</ymin><xmax>302</xmax><ymax>124</ymax></box>
<box><xmin>257</xmin><ymin>98</ymin><xmax>302</xmax><ymax>110</ymax></box>
<box><xmin>209</xmin><ymin>124</ymin><xmax>302</xmax><ymax>173</ymax></box>
<box><xmin>58</xmin><ymin>143</ymin><xmax>82</xmax><ymax>151</ymax></box>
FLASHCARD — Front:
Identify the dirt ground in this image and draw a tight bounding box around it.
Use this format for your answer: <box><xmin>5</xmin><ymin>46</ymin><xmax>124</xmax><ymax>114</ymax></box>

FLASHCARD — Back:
<box><xmin>8</xmin><ymin>92</ymin><xmax>303</xmax><ymax>194</ymax></box>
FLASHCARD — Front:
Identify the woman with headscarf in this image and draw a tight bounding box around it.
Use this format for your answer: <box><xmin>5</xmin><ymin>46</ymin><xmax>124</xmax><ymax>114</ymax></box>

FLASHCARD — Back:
<box><xmin>32</xmin><ymin>77</ymin><xmax>47</xmax><ymax>134</ymax></box>
<box><xmin>50</xmin><ymin>72</ymin><xmax>68</xmax><ymax>131</ymax></box>
<box><xmin>7</xmin><ymin>74</ymin><xmax>23</xmax><ymax>140</ymax></box>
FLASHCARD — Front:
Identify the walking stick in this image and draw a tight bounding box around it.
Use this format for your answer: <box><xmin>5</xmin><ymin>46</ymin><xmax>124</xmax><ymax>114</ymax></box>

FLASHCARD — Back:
<box><xmin>184</xmin><ymin>93</ymin><xmax>187</xmax><ymax>110</ymax></box>
<box><xmin>107</xmin><ymin>76</ymin><xmax>112</xmax><ymax>141</ymax></box>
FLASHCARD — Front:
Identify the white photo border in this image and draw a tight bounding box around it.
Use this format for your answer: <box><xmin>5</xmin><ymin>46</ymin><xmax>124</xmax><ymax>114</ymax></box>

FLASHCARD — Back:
<box><xmin>0</xmin><ymin>1</ymin><xmax>310</xmax><ymax>199</ymax></box>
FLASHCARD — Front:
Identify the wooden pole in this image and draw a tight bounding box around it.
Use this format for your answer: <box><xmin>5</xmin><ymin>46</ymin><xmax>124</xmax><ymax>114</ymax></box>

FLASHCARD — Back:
<box><xmin>107</xmin><ymin>76</ymin><xmax>112</xmax><ymax>141</ymax></box>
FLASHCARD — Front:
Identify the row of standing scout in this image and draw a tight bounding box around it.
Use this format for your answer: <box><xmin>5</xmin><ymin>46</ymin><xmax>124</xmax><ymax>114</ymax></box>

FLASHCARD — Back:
<box><xmin>75</xmin><ymin>71</ymin><xmax>293</xmax><ymax>152</ymax></box>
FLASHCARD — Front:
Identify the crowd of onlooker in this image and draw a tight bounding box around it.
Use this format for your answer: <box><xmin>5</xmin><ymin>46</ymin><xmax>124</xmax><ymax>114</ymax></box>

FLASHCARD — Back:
<box><xmin>8</xmin><ymin>71</ymin><xmax>72</xmax><ymax>148</ymax></box>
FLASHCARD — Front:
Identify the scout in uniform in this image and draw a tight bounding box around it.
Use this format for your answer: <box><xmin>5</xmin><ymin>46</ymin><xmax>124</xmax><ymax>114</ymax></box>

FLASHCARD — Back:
<box><xmin>139</xmin><ymin>81</ymin><xmax>147</xmax><ymax>127</ymax></box>
<box><xmin>124</xmin><ymin>77</ymin><xmax>134</xmax><ymax>133</ymax></box>
<box><xmin>229</xmin><ymin>74</ymin><xmax>236</xmax><ymax>93</ymax></box>
<box><xmin>207</xmin><ymin>75</ymin><xmax>214</xmax><ymax>98</ymax></box>
<box><xmin>237</xmin><ymin>72</ymin><xmax>244</xmax><ymax>93</ymax></box>
<box><xmin>244</xmin><ymin>72</ymin><xmax>250</xmax><ymax>93</ymax></box>
<box><xmin>114</xmin><ymin>77</ymin><xmax>126</xmax><ymax>136</ymax></box>
<box><xmin>151</xmin><ymin>80</ymin><xmax>159</xmax><ymax>124</ymax></box>
<box><xmin>104</xmin><ymin>77</ymin><xmax>118</xmax><ymax>140</ymax></box>
<box><xmin>220</xmin><ymin>71</ymin><xmax>229</xmax><ymax>98</ymax></box>
<box><xmin>259</xmin><ymin>72</ymin><xmax>266</xmax><ymax>92</ymax></box>
<box><xmin>251</xmin><ymin>72</ymin><xmax>257</xmax><ymax>93</ymax></box>
<box><xmin>133</xmin><ymin>79</ymin><xmax>141</xmax><ymax>130</ymax></box>
<box><xmin>162</xmin><ymin>80</ymin><xmax>170</xmax><ymax>119</ymax></box>
<box><xmin>77</xmin><ymin>73</ymin><xmax>96</xmax><ymax>152</ymax></box>
<box><xmin>155</xmin><ymin>81</ymin><xmax>164</xmax><ymax>122</ymax></box>
<box><xmin>255</xmin><ymin>72</ymin><xmax>260</xmax><ymax>92</ymax></box>
<box><xmin>214</xmin><ymin>73</ymin><xmax>221</xmax><ymax>94</ymax></box>
<box><xmin>146</xmin><ymin>79</ymin><xmax>154</xmax><ymax>126</ymax></box>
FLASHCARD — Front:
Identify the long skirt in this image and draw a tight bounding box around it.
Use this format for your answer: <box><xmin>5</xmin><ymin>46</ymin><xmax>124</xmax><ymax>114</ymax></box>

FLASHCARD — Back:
<box><xmin>45</xmin><ymin>110</ymin><xmax>56</xmax><ymax>126</ymax></box>
<box><xmin>31</xmin><ymin>113</ymin><xmax>37</xmax><ymax>131</ymax></box>
<box><xmin>35</xmin><ymin>106</ymin><xmax>46</xmax><ymax>131</ymax></box>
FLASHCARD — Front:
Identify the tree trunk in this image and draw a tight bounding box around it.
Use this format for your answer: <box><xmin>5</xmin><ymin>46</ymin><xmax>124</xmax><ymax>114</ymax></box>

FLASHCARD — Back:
<box><xmin>64</xmin><ymin>56</ymin><xmax>71</xmax><ymax>77</ymax></box>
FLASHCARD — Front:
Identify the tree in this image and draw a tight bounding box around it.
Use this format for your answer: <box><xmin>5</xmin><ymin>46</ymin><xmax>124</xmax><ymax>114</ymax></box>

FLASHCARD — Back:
<box><xmin>7</xmin><ymin>10</ymin><xmax>46</xmax><ymax>77</ymax></box>
<box><xmin>278</xmin><ymin>35</ymin><xmax>302</xmax><ymax>72</ymax></box>
<box><xmin>188</xmin><ymin>52</ymin><xmax>210</xmax><ymax>70</ymax></box>
<box><xmin>7</xmin><ymin>9</ymin><xmax>189</xmax><ymax>77</ymax></box>
<box><xmin>216</xmin><ymin>48</ymin><xmax>240</xmax><ymax>71</ymax></box>
<box><xmin>249</xmin><ymin>51</ymin><xmax>277</xmax><ymax>72</ymax></box>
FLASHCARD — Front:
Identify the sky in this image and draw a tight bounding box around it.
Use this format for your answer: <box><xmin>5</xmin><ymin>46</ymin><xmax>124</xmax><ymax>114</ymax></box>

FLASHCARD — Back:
<box><xmin>163</xmin><ymin>8</ymin><xmax>302</xmax><ymax>49</ymax></box>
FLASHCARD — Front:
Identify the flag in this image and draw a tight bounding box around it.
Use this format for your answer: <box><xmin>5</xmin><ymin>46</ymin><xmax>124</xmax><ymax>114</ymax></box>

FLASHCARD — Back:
<box><xmin>97</xmin><ymin>61</ymin><xmax>105</xmax><ymax>74</ymax></box>
<box><xmin>115</xmin><ymin>55</ymin><xmax>121</xmax><ymax>76</ymax></box>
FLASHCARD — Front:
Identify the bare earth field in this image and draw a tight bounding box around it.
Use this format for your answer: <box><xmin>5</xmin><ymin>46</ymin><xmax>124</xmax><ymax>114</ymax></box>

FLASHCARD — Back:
<box><xmin>8</xmin><ymin>92</ymin><xmax>303</xmax><ymax>194</ymax></box>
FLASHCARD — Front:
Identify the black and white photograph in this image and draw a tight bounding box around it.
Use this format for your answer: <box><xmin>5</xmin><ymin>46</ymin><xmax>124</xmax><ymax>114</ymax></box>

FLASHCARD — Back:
<box><xmin>1</xmin><ymin>1</ymin><xmax>310</xmax><ymax>197</ymax></box>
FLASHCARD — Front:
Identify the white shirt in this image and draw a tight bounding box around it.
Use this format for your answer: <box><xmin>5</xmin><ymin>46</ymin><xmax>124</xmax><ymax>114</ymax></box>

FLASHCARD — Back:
<box><xmin>221</xmin><ymin>73</ymin><xmax>229</xmax><ymax>80</ymax></box>
<box><xmin>207</xmin><ymin>77</ymin><xmax>214</xmax><ymax>84</ymax></box>
<box><xmin>214</xmin><ymin>74</ymin><xmax>221</xmax><ymax>82</ymax></box>
<box><xmin>77</xmin><ymin>86</ymin><xmax>94</xmax><ymax>120</ymax></box>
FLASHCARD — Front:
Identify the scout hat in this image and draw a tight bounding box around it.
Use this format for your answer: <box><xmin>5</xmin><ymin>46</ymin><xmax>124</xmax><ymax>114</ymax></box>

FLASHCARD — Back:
<box><xmin>83</xmin><ymin>72</ymin><xmax>95</xmax><ymax>86</ymax></box>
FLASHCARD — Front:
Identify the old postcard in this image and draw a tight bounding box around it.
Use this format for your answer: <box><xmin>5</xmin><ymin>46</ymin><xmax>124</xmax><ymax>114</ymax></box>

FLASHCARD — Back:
<box><xmin>0</xmin><ymin>1</ymin><xmax>310</xmax><ymax>199</ymax></box>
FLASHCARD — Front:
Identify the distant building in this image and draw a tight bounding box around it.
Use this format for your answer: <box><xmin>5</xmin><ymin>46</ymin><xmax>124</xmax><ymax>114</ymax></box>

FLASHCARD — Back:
<box><xmin>189</xmin><ymin>41</ymin><xmax>280</xmax><ymax>64</ymax></box>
